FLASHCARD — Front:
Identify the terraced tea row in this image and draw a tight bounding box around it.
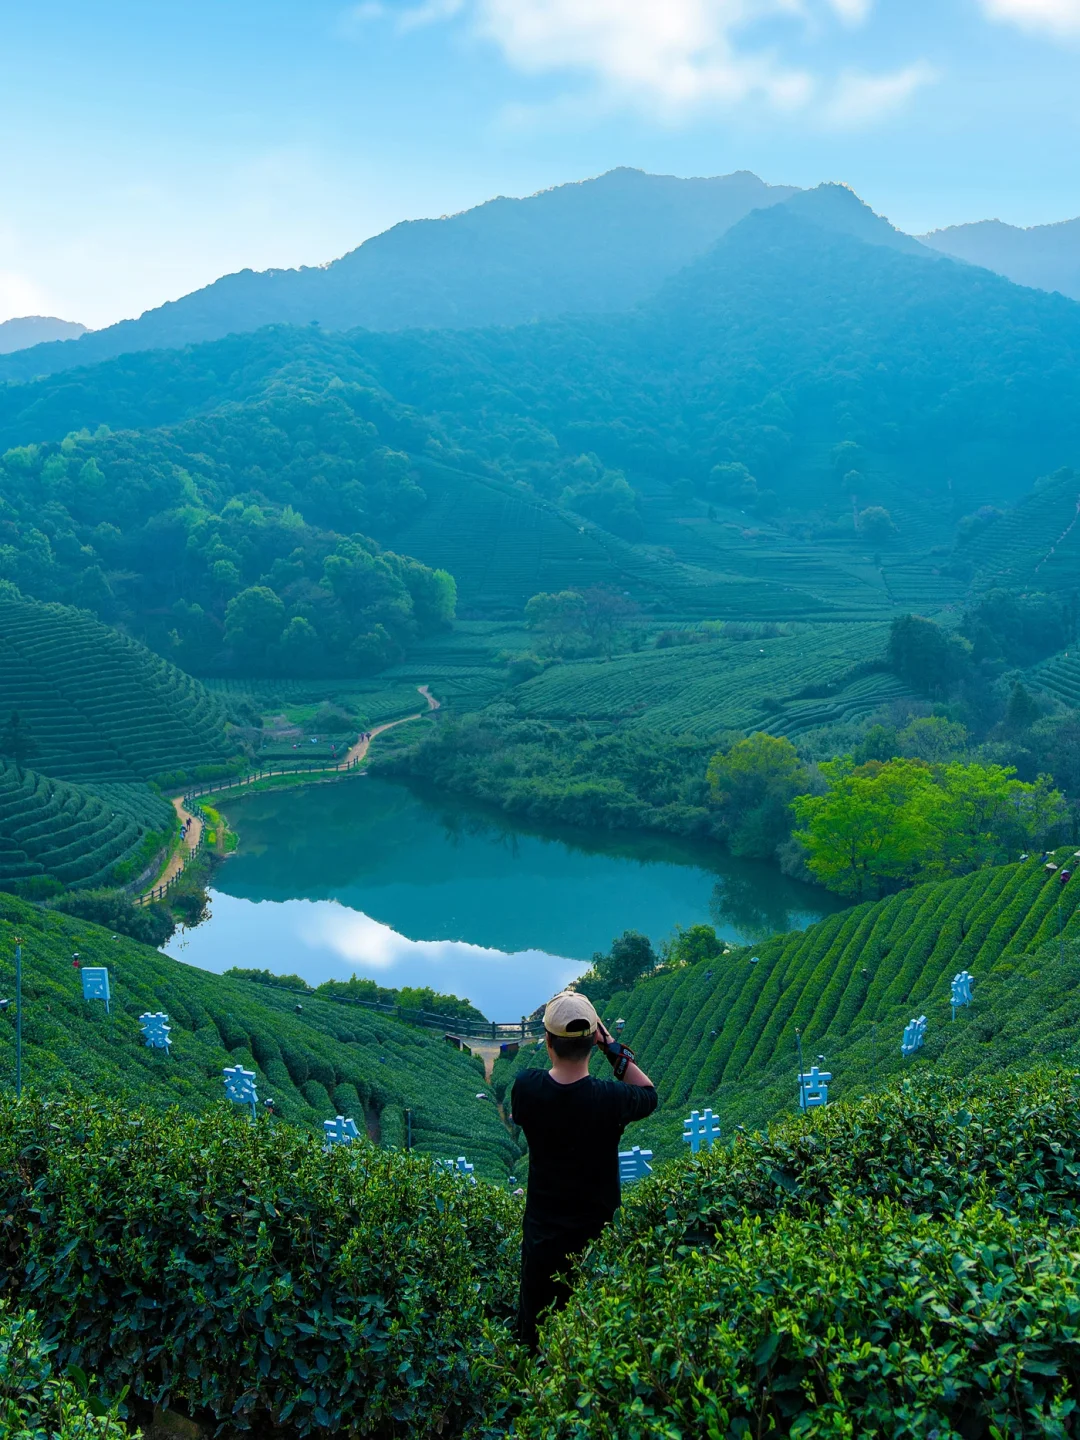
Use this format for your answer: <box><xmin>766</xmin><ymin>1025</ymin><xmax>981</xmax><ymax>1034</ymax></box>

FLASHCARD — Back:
<box><xmin>0</xmin><ymin>595</ymin><xmax>236</xmax><ymax>782</ymax></box>
<box><xmin>507</xmin><ymin>621</ymin><xmax>891</xmax><ymax>735</ymax></box>
<box><xmin>621</xmin><ymin>853</ymin><xmax>1080</xmax><ymax>1149</ymax></box>
<box><xmin>0</xmin><ymin>893</ymin><xmax>518</xmax><ymax>1175</ymax></box>
<box><xmin>0</xmin><ymin>762</ymin><xmax>171</xmax><ymax>888</ymax></box>
<box><xmin>965</xmin><ymin>468</ymin><xmax>1080</xmax><ymax>593</ymax></box>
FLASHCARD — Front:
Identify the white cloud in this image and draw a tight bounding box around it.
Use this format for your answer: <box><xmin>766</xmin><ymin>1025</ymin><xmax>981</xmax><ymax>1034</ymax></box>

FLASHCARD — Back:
<box><xmin>472</xmin><ymin>0</ymin><xmax>813</xmax><ymax>113</ymax></box>
<box><xmin>398</xmin><ymin>0</ymin><xmax>466</xmax><ymax>30</ymax></box>
<box><xmin>363</xmin><ymin>0</ymin><xmax>934</xmax><ymax>125</ymax></box>
<box><xmin>821</xmin><ymin>62</ymin><xmax>937</xmax><ymax>128</ymax></box>
<box><xmin>826</xmin><ymin>0</ymin><xmax>872</xmax><ymax>22</ymax></box>
<box><xmin>979</xmin><ymin>0</ymin><xmax>1080</xmax><ymax>36</ymax></box>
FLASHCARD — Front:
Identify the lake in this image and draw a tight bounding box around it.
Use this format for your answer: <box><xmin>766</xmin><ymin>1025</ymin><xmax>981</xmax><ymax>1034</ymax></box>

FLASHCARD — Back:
<box><xmin>166</xmin><ymin>776</ymin><xmax>846</xmax><ymax>1018</ymax></box>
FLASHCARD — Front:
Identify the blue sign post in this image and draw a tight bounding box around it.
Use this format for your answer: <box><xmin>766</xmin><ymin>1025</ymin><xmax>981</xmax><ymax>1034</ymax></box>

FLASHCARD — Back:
<box><xmin>81</xmin><ymin>967</ymin><xmax>110</xmax><ymax>1014</ymax></box>
<box><xmin>901</xmin><ymin>1015</ymin><xmax>927</xmax><ymax>1056</ymax></box>
<box><xmin>323</xmin><ymin>1115</ymin><xmax>360</xmax><ymax>1147</ymax></box>
<box><xmin>223</xmin><ymin>1064</ymin><xmax>259</xmax><ymax>1120</ymax></box>
<box><xmin>618</xmin><ymin>1145</ymin><xmax>654</xmax><ymax>1185</ymax></box>
<box><xmin>797</xmin><ymin>1064</ymin><xmax>831</xmax><ymax>1109</ymax></box>
<box><xmin>138</xmin><ymin>1012</ymin><xmax>171</xmax><ymax>1052</ymax></box>
<box><xmin>950</xmin><ymin>971</ymin><xmax>974</xmax><ymax>1021</ymax></box>
<box><xmin>682</xmin><ymin>1109</ymin><xmax>722</xmax><ymax>1154</ymax></box>
<box><xmin>440</xmin><ymin>1155</ymin><xmax>476</xmax><ymax>1183</ymax></box>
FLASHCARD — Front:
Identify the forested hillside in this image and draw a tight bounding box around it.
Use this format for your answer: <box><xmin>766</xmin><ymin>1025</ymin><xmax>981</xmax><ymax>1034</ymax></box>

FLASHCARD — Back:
<box><xmin>363</xmin><ymin>187</ymin><xmax>1080</xmax><ymax>525</ymax></box>
<box><xmin>0</xmin><ymin>892</ymin><xmax>517</xmax><ymax>1175</ymax></box>
<box><xmin>1</xmin><ymin>183</ymin><xmax>1079</xmax><ymax>704</ymax></box>
<box><xmin>0</xmin><ymin>168</ymin><xmax>796</xmax><ymax>380</ymax></box>
<box><xmin>921</xmin><ymin>214</ymin><xmax>1080</xmax><ymax>300</ymax></box>
<box><xmin>0</xmin><ymin>382</ymin><xmax>457</xmax><ymax>674</ymax></box>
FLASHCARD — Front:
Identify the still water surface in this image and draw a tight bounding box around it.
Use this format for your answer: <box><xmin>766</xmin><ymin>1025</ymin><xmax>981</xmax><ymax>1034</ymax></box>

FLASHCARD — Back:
<box><xmin>167</xmin><ymin>777</ymin><xmax>845</xmax><ymax>1017</ymax></box>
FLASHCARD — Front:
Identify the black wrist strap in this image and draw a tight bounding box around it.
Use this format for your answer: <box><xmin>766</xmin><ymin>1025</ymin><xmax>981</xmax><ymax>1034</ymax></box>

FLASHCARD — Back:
<box><xmin>604</xmin><ymin>1040</ymin><xmax>634</xmax><ymax>1081</ymax></box>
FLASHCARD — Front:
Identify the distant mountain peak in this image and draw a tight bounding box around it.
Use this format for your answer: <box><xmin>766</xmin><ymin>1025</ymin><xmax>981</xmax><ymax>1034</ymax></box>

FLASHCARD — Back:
<box><xmin>919</xmin><ymin>214</ymin><xmax>1080</xmax><ymax>300</ymax></box>
<box><xmin>779</xmin><ymin>183</ymin><xmax>932</xmax><ymax>257</ymax></box>
<box><xmin>0</xmin><ymin>315</ymin><xmax>87</xmax><ymax>355</ymax></box>
<box><xmin>0</xmin><ymin>168</ymin><xmax>800</xmax><ymax>382</ymax></box>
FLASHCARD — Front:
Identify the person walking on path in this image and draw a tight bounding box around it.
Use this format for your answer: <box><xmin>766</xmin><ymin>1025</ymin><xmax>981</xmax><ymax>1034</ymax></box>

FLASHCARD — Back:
<box><xmin>510</xmin><ymin>991</ymin><xmax>657</xmax><ymax>1350</ymax></box>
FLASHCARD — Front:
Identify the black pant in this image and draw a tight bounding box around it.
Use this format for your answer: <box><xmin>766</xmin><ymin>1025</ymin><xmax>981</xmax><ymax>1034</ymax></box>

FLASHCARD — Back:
<box><xmin>516</xmin><ymin>1228</ymin><xmax>599</xmax><ymax>1351</ymax></box>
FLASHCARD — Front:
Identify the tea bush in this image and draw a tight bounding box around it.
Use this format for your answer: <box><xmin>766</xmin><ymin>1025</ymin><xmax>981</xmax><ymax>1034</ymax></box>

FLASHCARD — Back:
<box><xmin>0</xmin><ymin>1096</ymin><xmax>520</xmax><ymax>1437</ymax></box>
<box><xmin>486</xmin><ymin>1070</ymin><xmax>1080</xmax><ymax>1438</ymax></box>
<box><xmin>512</xmin><ymin>1200</ymin><xmax>1080</xmax><ymax>1438</ymax></box>
<box><xmin>0</xmin><ymin>1302</ymin><xmax>132</xmax><ymax>1439</ymax></box>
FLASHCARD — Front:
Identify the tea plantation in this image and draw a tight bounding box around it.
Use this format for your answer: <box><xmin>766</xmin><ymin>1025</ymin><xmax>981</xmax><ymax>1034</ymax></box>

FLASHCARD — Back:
<box><xmin>506</xmin><ymin>1068</ymin><xmax>1080</xmax><ymax>1438</ymax></box>
<box><xmin>493</xmin><ymin>849</ymin><xmax>1080</xmax><ymax>1163</ymax></box>
<box><xmin>506</xmin><ymin>620</ymin><xmax>894</xmax><ymax>735</ymax></box>
<box><xmin>0</xmin><ymin>893</ymin><xmax>519</xmax><ymax>1176</ymax></box>
<box><xmin>4</xmin><ymin>1065</ymin><xmax>1080</xmax><ymax>1436</ymax></box>
<box><xmin>0</xmin><ymin>593</ymin><xmax>236</xmax><ymax>783</ymax></box>
<box><xmin>0</xmin><ymin>759</ymin><xmax>172</xmax><ymax>889</ymax></box>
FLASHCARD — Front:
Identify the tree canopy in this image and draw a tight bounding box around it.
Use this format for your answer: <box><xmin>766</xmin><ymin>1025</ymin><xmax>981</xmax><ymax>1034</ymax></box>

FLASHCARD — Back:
<box><xmin>793</xmin><ymin>757</ymin><xmax>1066</xmax><ymax>896</ymax></box>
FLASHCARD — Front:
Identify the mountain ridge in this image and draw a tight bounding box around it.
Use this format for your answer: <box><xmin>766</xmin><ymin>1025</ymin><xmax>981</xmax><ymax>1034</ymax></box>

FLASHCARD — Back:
<box><xmin>0</xmin><ymin>315</ymin><xmax>87</xmax><ymax>355</ymax></box>
<box><xmin>920</xmin><ymin>215</ymin><xmax>1080</xmax><ymax>300</ymax></box>
<box><xmin>0</xmin><ymin>167</ymin><xmax>798</xmax><ymax>382</ymax></box>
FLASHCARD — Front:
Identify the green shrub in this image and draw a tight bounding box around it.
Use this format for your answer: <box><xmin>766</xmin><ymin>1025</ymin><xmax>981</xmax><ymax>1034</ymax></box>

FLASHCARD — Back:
<box><xmin>0</xmin><ymin>1096</ymin><xmax>519</xmax><ymax>1437</ymax></box>
<box><xmin>512</xmin><ymin>1200</ymin><xmax>1080</xmax><ymax>1438</ymax></box>
<box><xmin>0</xmin><ymin>1302</ymin><xmax>132</xmax><ymax>1439</ymax></box>
<box><xmin>485</xmin><ymin>1070</ymin><xmax>1080</xmax><ymax>1438</ymax></box>
<box><xmin>46</xmin><ymin>889</ymin><xmax>174</xmax><ymax>946</ymax></box>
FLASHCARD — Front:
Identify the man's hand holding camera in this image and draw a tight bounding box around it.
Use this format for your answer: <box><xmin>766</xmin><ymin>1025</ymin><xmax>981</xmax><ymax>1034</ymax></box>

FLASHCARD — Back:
<box><xmin>596</xmin><ymin>1020</ymin><xmax>636</xmax><ymax>1081</ymax></box>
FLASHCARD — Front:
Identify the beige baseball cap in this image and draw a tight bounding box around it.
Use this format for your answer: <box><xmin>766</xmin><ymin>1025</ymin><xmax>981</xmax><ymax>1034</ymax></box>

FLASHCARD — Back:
<box><xmin>543</xmin><ymin>991</ymin><xmax>599</xmax><ymax>1038</ymax></box>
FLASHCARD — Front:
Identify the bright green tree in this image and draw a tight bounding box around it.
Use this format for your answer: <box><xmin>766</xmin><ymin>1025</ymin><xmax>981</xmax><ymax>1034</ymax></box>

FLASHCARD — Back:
<box><xmin>934</xmin><ymin>762</ymin><xmax>1065</xmax><ymax>872</ymax></box>
<box><xmin>793</xmin><ymin>759</ymin><xmax>940</xmax><ymax>896</ymax></box>
<box><xmin>795</xmin><ymin>757</ymin><xmax>1066</xmax><ymax>896</ymax></box>
<box><xmin>707</xmin><ymin>732</ymin><xmax>809</xmax><ymax>859</ymax></box>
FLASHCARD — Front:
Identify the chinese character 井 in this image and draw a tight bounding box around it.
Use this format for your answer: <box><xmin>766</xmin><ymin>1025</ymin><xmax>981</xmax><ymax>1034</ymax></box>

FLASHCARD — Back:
<box><xmin>682</xmin><ymin>1108</ymin><xmax>722</xmax><ymax>1154</ymax></box>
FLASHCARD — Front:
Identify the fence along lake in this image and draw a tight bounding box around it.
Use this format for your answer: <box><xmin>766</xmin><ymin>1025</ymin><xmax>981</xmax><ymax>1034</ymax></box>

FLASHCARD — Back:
<box><xmin>167</xmin><ymin>777</ymin><xmax>845</xmax><ymax>1018</ymax></box>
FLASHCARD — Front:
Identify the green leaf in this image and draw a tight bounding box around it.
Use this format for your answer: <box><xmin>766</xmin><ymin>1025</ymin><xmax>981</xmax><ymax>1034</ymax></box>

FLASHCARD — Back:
<box><xmin>754</xmin><ymin>1332</ymin><xmax>781</xmax><ymax>1368</ymax></box>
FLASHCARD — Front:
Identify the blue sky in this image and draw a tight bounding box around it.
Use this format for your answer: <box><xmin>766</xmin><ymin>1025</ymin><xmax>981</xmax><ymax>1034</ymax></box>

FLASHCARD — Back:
<box><xmin>1</xmin><ymin>0</ymin><xmax>1078</xmax><ymax>327</ymax></box>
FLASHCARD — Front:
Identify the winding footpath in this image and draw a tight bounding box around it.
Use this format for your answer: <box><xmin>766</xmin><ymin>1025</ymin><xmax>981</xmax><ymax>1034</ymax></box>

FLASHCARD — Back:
<box><xmin>138</xmin><ymin>685</ymin><xmax>440</xmax><ymax>902</ymax></box>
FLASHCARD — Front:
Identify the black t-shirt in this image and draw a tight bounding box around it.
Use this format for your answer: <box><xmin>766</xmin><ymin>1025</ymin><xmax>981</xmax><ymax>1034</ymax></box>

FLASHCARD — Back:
<box><xmin>511</xmin><ymin>1068</ymin><xmax>658</xmax><ymax>1243</ymax></box>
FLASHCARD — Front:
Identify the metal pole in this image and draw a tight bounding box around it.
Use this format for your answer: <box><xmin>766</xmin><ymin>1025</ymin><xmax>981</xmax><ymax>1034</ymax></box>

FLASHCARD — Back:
<box><xmin>405</xmin><ymin>1107</ymin><xmax>412</xmax><ymax>1151</ymax></box>
<box><xmin>795</xmin><ymin>1027</ymin><xmax>805</xmax><ymax>1110</ymax></box>
<box><xmin>15</xmin><ymin>939</ymin><xmax>22</xmax><ymax>1099</ymax></box>
<box><xmin>1060</xmin><ymin>887</ymin><xmax>1065</xmax><ymax>965</ymax></box>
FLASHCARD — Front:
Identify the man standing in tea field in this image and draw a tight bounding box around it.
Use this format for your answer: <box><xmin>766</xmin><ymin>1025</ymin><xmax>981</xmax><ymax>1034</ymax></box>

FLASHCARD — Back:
<box><xmin>511</xmin><ymin>991</ymin><xmax>657</xmax><ymax>1350</ymax></box>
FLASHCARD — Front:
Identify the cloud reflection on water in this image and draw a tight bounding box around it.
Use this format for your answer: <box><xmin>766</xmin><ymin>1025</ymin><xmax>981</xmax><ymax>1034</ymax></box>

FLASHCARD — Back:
<box><xmin>169</xmin><ymin>891</ymin><xmax>588</xmax><ymax>1017</ymax></box>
